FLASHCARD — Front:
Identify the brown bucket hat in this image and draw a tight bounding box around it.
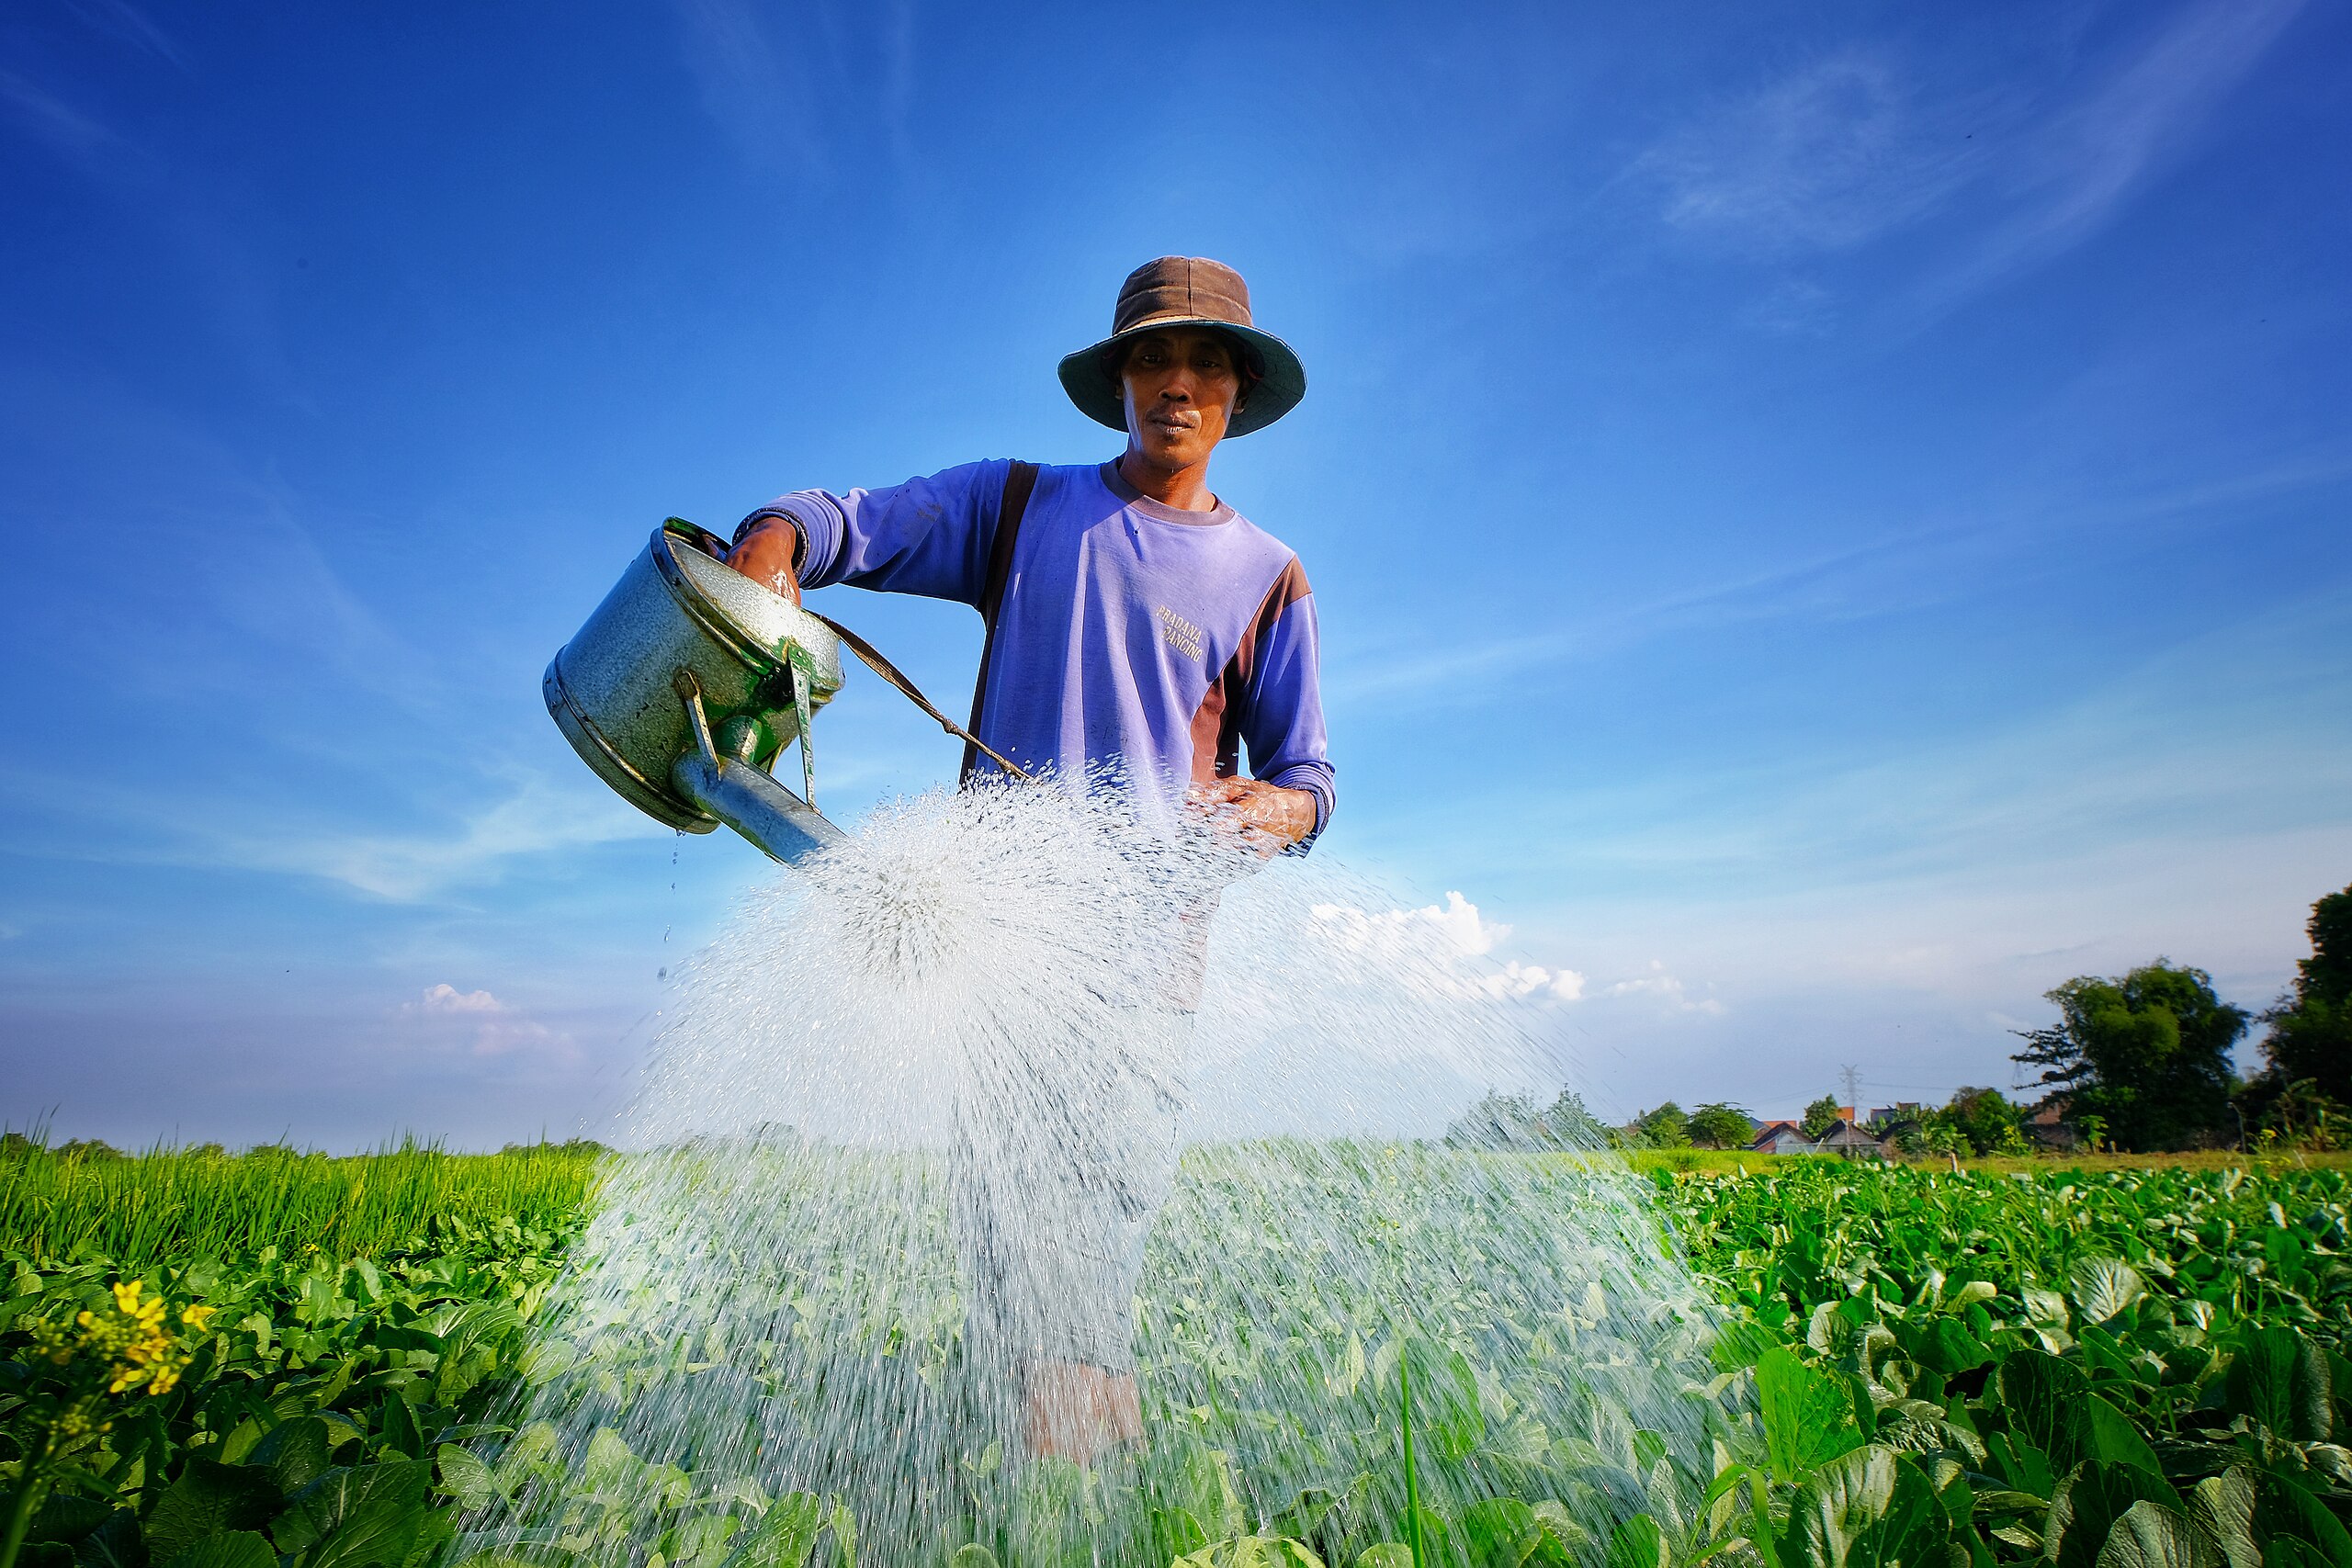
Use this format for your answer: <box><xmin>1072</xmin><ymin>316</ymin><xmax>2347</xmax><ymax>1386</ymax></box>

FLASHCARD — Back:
<box><xmin>1057</xmin><ymin>256</ymin><xmax>1306</xmax><ymax>437</ymax></box>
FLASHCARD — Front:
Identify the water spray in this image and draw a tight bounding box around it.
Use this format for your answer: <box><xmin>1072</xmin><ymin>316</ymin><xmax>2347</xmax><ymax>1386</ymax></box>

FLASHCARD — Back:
<box><xmin>516</xmin><ymin>525</ymin><xmax>1742</xmax><ymax>1562</ymax></box>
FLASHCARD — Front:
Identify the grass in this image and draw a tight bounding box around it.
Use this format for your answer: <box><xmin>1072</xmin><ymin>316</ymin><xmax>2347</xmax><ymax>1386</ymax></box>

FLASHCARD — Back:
<box><xmin>0</xmin><ymin>1139</ymin><xmax>601</xmax><ymax>1264</ymax></box>
<box><xmin>7</xmin><ymin>1137</ymin><xmax>2342</xmax><ymax>1267</ymax></box>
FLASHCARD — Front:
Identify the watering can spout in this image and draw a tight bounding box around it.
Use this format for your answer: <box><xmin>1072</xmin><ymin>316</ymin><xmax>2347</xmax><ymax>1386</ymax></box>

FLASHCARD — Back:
<box><xmin>665</xmin><ymin>664</ymin><xmax>846</xmax><ymax>864</ymax></box>
<box><xmin>670</xmin><ymin>752</ymin><xmax>846</xmax><ymax>864</ymax></box>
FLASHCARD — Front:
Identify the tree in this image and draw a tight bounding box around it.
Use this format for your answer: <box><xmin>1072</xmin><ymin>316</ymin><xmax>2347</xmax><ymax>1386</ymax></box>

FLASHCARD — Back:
<box><xmin>1444</xmin><ymin>1090</ymin><xmax>1547</xmax><ymax>1150</ymax></box>
<box><xmin>1631</xmin><ymin>1102</ymin><xmax>1691</xmax><ymax>1149</ymax></box>
<box><xmin>2012</xmin><ymin>961</ymin><xmax>2246</xmax><ymax>1151</ymax></box>
<box><xmin>1687</xmin><ymin>1102</ymin><xmax>1755</xmax><ymax>1150</ymax></box>
<box><xmin>1539</xmin><ymin>1089</ymin><xmax>1610</xmax><ymax>1149</ymax></box>
<box><xmin>1801</xmin><ymin>1095</ymin><xmax>1844</xmax><ymax>1140</ymax></box>
<box><xmin>1445</xmin><ymin>1089</ymin><xmax>1610</xmax><ymax>1151</ymax></box>
<box><xmin>1928</xmin><ymin>1087</ymin><xmax>2026</xmax><ymax>1156</ymax></box>
<box><xmin>2256</xmin><ymin>883</ymin><xmax>2352</xmax><ymax>1106</ymax></box>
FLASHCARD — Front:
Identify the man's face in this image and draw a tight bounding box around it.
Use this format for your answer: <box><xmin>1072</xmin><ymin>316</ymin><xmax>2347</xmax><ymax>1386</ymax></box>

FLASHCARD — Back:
<box><xmin>1119</xmin><ymin>328</ymin><xmax>1244</xmax><ymax>471</ymax></box>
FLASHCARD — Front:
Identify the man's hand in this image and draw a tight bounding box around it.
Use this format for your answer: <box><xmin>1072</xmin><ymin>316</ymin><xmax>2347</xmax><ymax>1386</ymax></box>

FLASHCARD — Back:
<box><xmin>726</xmin><ymin>518</ymin><xmax>803</xmax><ymax>605</ymax></box>
<box><xmin>1185</xmin><ymin>776</ymin><xmax>1317</xmax><ymax>854</ymax></box>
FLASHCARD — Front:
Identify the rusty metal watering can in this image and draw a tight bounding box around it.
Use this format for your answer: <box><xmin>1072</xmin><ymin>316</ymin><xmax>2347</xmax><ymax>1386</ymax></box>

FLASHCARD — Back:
<box><xmin>545</xmin><ymin>520</ymin><xmax>850</xmax><ymax>863</ymax></box>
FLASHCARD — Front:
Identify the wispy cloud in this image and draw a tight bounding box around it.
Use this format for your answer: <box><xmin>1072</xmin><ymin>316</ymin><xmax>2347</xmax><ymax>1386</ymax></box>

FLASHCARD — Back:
<box><xmin>1</xmin><ymin>51</ymin><xmax>292</xmax><ymax>389</ymax></box>
<box><xmin>1639</xmin><ymin>45</ymin><xmax>1995</xmax><ymax>256</ymax></box>
<box><xmin>670</xmin><ymin>0</ymin><xmax>918</xmax><ymax>179</ymax></box>
<box><xmin>66</xmin><ymin>0</ymin><xmax>189</xmax><ymax>72</ymax></box>
<box><xmin>672</xmin><ymin>0</ymin><xmax>818</xmax><ymax>175</ymax></box>
<box><xmin>1635</xmin><ymin>0</ymin><xmax>2308</xmax><ymax>313</ymax></box>
<box><xmin>190</xmin><ymin>771</ymin><xmax>661</xmax><ymax>901</ymax></box>
<box><xmin>1326</xmin><ymin>516</ymin><xmax>1971</xmax><ymax>709</ymax></box>
<box><xmin>0</xmin><ymin>752</ymin><xmax>660</xmax><ymax>902</ymax></box>
<box><xmin>1439</xmin><ymin>581</ymin><xmax>2352</xmax><ymax>911</ymax></box>
<box><xmin>1919</xmin><ymin>0</ymin><xmax>2308</xmax><ymax>308</ymax></box>
<box><xmin>183</xmin><ymin>478</ymin><xmax>437</xmax><ymax>710</ymax></box>
<box><xmin>1329</xmin><ymin>432</ymin><xmax>2352</xmax><ymax>714</ymax></box>
<box><xmin>0</xmin><ymin>69</ymin><xmax>127</xmax><ymax>171</ymax></box>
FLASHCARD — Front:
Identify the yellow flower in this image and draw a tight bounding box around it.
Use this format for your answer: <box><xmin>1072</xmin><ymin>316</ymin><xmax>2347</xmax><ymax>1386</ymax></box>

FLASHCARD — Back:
<box><xmin>181</xmin><ymin>1303</ymin><xmax>217</xmax><ymax>1332</ymax></box>
<box><xmin>113</xmin><ymin>1280</ymin><xmax>145</xmax><ymax>1314</ymax></box>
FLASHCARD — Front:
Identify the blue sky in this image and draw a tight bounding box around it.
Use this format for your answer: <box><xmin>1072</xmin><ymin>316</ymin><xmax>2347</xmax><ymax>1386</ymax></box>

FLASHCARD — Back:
<box><xmin>4</xmin><ymin>0</ymin><xmax>2347</xmax><ymax>1148</ymax></box>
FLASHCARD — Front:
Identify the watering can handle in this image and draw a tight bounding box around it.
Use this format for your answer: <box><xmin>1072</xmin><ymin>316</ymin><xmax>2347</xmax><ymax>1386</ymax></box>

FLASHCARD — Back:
<box><xmin>805</xmin><ymin>611</ymin><xmax>1035</xmax><ymax>784</ymax></box>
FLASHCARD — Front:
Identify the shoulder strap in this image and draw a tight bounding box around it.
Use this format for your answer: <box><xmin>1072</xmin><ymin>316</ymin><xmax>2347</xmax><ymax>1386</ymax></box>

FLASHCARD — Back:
<box><xmin>961</xmin><ymin>461</ymin><xmax>1040</xmax><ymax>784</ymax></box>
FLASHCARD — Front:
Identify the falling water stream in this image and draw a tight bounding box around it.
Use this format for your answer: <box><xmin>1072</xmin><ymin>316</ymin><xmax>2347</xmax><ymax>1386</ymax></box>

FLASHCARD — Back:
<box><xmin>465</xmin><ymin>786</ymin><xmax>1736</xmax><ymax>1566</ymax></box>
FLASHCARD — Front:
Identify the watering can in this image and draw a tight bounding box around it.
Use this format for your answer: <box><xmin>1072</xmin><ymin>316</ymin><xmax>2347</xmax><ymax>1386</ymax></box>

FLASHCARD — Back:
<box><xmin>544</xmin><ymin>519</ymin><xmax>850</xmax><ymax>863</ymax></box>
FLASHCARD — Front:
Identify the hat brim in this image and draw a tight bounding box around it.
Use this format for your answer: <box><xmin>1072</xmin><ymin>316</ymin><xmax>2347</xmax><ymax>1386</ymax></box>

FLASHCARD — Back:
<box><xmin>1057</xmin><ymin>319</ymin><xmax>1306</xmax><ymax>438</ymax></box>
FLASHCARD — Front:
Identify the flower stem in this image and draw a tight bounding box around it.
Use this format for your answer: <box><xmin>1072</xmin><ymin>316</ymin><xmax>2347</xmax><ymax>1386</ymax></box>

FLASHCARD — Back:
<box><xmin>0</xmin><ymin>1431</ymin><xmax>55</xmax><ymax>1568</ymax></box>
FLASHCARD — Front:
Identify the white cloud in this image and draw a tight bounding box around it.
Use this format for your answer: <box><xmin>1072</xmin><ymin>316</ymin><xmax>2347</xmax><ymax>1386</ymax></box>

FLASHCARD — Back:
<box><xmin>413</xmin><ymin>983</ymin><xmax>503</xmax><ymax>1014</ymax></box>
<box><xmin>1306</xmin><ymin>892</ymin><xmax>1587</xmax><ymax>1003</ymax></box>
<box><xmin>1499</xmin><ymin>959</ymin><xmax>1585</xmax><ymax>1003</ymax></box>
<box><xmin>397</xmin><ymin>984</ymin><xmax>576</xmax><ymax>1061</ymax></box>
<box><xmin>1601</xmin><ymin>960</ymin><xmax>1725</xmax><ymax>1015</ymax></box>
<box><xmin>1317</xmin><ymin>889</ymin><xmax>1506</xmax><ymax>955</ymax></box>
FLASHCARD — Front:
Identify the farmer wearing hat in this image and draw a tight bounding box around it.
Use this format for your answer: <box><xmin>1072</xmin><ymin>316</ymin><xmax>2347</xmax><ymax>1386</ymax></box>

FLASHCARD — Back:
<box><xmin>726</xmin><ymin>256</ymin><xmax>1332</xmax><ymax>1462</ymax></box>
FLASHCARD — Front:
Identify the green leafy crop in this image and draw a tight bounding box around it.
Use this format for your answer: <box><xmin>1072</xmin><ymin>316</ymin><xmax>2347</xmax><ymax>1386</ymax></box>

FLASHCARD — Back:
<box><xmin>4</xmin><ymin>1146</ymin><xmax>2349</xmax><ymax>1568</ymax></box>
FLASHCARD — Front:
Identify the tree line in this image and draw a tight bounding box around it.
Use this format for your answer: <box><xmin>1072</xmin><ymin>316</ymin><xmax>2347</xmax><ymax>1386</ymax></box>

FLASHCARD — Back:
<box><xmin>1449</xmin><ymin>880</ymin><xmax>2351</xmax><ymax>1157</ymax></box>
<box><xmin>1444</xmin><ymin>1084</ymin><xmax>2042</xmax><ymax>1158</ymax></box>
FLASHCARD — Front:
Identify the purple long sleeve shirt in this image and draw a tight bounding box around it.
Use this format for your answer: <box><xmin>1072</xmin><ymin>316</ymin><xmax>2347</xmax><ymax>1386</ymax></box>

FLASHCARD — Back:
<box><xmin>743</xmin><ymin>459</ymin><xmax>1335</xmax><ymax>837</ymax></box>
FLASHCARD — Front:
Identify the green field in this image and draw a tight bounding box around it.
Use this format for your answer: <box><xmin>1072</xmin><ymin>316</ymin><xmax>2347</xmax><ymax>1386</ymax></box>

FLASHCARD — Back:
<box><xmin>5</xmin><ymin>1144</ymin><xmax>2350</xmax><ymax>1567</ymax></box>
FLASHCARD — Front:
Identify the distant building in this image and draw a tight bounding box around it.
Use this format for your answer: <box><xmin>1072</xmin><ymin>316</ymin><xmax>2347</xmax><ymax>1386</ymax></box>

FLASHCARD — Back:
<box><xmin>1746</xmin><ymin>1116</ymin><xmax>1896</xmax><ymax>1158</ymax></box>
<box><xmin>1815</xmin><ymin>1121</ymin><xmax>1890</xmax><ymax>1160</ymax></box>
<box><xmin>1747</xmin><ymin>1120</ymin><xmax>1809</xmax><ymax>1154</ymax></box>
<box><xmin>2028</xmin><ymin>1102</ymin><xmax>2078</xmax><ymax>1151</ymax></box>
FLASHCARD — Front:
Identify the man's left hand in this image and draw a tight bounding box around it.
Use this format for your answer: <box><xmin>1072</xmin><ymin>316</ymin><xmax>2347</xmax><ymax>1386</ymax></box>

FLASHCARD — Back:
<box><xmin>1184</xmin><ymin>777</ymin><xmax>1317</xmax><ymax>854</ymax></box>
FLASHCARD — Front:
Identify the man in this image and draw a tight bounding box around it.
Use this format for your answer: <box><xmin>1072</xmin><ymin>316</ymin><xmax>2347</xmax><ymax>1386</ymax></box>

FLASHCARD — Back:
<box><xmin>725</xmin><ymin>256</ymin><xmax>1334</xmax><ymax>1461</ymax></box>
